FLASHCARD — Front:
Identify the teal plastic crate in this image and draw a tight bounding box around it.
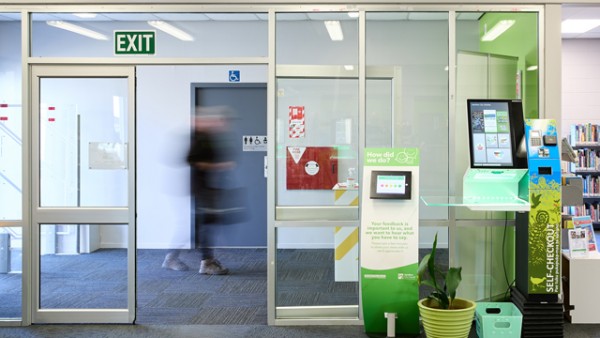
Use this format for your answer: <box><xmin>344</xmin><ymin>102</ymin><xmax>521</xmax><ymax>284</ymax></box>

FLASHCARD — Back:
<box><xmin>475</xmin><ymin>302</ymin><xmax>522</xmax><ymax>338</ymax></box>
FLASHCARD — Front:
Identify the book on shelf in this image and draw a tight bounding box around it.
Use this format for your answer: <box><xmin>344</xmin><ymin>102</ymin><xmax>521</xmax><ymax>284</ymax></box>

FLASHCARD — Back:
<box><xmin>573</xmin><ymin>215</ymin><xmax>598</xmax><ymax>253</ymax></box>
<box><xmin>567</xmin><ymin>125</ymin><xmax>600</xmax><ymax>220</ymax></box>
<box><xmin>571</xmin><ymin>123</ymin><xmax>600</xmax><ymax>145</ymax></box>
<box><xmin>563</xmin><ymin>204</ymin><xmax>600</xmax><ymax>221</ymax></box>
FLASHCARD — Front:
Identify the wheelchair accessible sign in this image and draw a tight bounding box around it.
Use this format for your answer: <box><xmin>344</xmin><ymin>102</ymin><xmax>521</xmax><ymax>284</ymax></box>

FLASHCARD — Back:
<box><xmin>229</xmin><ymin>70</ymin><xmax>240</xmax><ymax>82</ymax></box>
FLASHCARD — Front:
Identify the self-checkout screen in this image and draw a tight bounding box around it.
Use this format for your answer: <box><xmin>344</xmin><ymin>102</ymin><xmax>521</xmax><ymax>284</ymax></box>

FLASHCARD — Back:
<box><xmin>468</xmin><ymin>100</ymin><xmax>515</xmax><ymax>168</ymax></box>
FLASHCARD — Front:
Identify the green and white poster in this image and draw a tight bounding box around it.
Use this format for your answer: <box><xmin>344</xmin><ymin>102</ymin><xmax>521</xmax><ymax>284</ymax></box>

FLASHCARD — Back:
<box><xmin>360</xmin><ymin>148</ymin><xmax>420</xmax><ymax>335</ymax></box>
<box><xmin>524</xmin><ymin>119</ymin><xmax>561</xmax><ymax>295</ymax></box>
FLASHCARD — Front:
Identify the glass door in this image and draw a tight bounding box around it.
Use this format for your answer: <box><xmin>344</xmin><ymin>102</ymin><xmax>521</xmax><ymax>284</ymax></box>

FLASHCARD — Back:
<box><xmin>30</xmin><ymin>65</ymin><xmax>135</xmax><ymax>323</ymax></box>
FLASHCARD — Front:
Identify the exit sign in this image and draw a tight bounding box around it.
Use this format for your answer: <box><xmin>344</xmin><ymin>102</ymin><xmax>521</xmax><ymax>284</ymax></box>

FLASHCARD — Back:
<box><xmin>115</xmin><ymin>31</ymin><xmax>155</xmax><ymax>55</ymax></box>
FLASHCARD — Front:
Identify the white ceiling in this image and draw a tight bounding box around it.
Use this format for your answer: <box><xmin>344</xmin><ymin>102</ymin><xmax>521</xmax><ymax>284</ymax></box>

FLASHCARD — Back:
<box><xmin>562</xmin><ymin>5</ymin><xmax>600</xmax><ymax>39</ymax></box>
<box><xmin>0</xmin><ymin>7</ymin><xmax>598</xmax><ymax>39</ymax></box>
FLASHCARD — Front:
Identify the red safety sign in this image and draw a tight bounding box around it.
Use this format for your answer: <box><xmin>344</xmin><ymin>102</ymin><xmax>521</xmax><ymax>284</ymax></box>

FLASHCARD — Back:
<box><xmin>289</xmin><ymin>106</ymin><xmax>305</xmax><ymax>138</ymax></box>
<box><xmin>286</xmin><ymin>146</ymin><xmax>338</xmax><ymax>190</ymax></box>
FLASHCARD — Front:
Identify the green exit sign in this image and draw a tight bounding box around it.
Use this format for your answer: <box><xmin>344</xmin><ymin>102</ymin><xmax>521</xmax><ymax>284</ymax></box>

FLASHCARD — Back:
<box><xmin>115</xmin><ymin>31</ymin><xmax>155</xmax><ymax>55</ymax></box>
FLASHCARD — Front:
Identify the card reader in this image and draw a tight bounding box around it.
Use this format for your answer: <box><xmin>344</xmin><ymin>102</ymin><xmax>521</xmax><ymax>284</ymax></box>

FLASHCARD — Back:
<box><xmin>543</xmin><ymin>135</ymin><xmax>557</xmax><ymax>145</ymax></box>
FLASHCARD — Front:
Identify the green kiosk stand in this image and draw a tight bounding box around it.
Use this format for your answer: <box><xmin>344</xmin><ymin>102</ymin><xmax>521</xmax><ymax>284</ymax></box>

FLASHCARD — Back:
<box><xmin>360</xmin><ymin>148</ymin><xmax>420</xmax><ymax>337</ymax></box>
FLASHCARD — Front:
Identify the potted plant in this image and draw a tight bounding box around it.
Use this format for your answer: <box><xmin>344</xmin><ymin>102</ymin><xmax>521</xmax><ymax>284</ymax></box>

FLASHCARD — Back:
<box><xmin>417</xmin><ymin>232</ymin><xmax>476</xmax><ymax>338</ymax></box>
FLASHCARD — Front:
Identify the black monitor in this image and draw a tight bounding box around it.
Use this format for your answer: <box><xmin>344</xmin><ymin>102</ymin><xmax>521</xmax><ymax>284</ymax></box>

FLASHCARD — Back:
<box><xmin>369</xmin><ymin>170</ymin><xmax>412</xmax><ymax>200</ymax></box>
<box><xmin>467</xmin><ymin>99</ymin><xmax>527</xmax><ymax>169</ymax></box>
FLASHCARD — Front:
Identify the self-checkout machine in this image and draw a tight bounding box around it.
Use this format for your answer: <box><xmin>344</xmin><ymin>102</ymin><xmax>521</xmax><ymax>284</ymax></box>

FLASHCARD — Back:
<box><xmin>453</xmin><ymin>99</ymin><xmax>530</xmax><ymax>308</ymax></box>
<box><xmin>512</xmin><ymin>118</ymin><xmax>564</xmax><ymax>337</ymax></box>
<box><xmin>461</xmin><ymin>100</ymin><xmax>562</xmax><ymax>337</ymax></box>
<box><xmin>360</xmin><ymin>148</ymin><xmax>420</xmax><ymax>337</ymax></box>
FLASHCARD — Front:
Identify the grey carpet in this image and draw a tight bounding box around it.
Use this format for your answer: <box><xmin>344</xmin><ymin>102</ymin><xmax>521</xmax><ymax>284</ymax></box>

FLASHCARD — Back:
<box><xmin>0</xmin><ymin>247</ymin><xmax>447</xmax><ymax>322</ymax></box>
<box><xmin>2</xmin><ymin>247</ymin><xmax>599</xmax><ymax>336</ymax></box>
<box><xmin>136</xmin><ymin>248</ymin><xmax>267</xmax><ymax>325</ymax></box>
<box><xmin>0</xmin><ymin>323</ymin><xmax>599</xmax><ymax>337</ymax></box>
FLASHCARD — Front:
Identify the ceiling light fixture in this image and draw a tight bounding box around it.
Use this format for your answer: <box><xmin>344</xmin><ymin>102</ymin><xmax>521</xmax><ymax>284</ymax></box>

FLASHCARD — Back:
<box><xmin>324</xmin><ymin>20</ymin><xmax>344</xmax><ymax>41</ymax></box>
<box><xmin>562</xmin><ymin>19</ymin><xmax>600</xmax><ymax>34</ymax></box>
<box><xmin>344</xmin><ymin>65</ymin><xmax>354</xmax><ymax>70</ymax></box>
<box><xmin>73</xmin><ymin>13</ymin><xmax>98</xmax><ymax>19</ymax></box>
<box><xmin>46</xmin><ymin>21</ymin><xmax>108</xmax><ymax>40</ymax></box>
<box><xmin>148</xmin><ymin>21</ymin><xmax>194</xmax><ymax>41</ymax></box>
<box><xmin>348</xmin><ymin>12</ymin><xmax>360</xmax><ymax>19</ymax></box>
<box><xmin>481</xmin><ymin>20</ymin><xmax>515</xmax><ymax>41</ymax></box>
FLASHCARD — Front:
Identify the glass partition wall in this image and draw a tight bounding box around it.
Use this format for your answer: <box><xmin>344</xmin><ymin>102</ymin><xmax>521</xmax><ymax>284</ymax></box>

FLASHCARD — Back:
<box><xmin>274</xmin><ymin>12</ymin><xmax>361</xmax><ymax>320</ymax></box>
<box><xmin>272</xmin><ymin>8</ymin><xmax>539</xmax><ymax>323</ymax></box>
<box><xmin>0</xmin><ymin>5</ymin><xmax>542</xmax><ymax>326</ymax></box>
<box><xmin>454</xmin><ymin>12</ymin><xmax>539</xmax><ymax>302</ymax></box>
<box><xmin>0</xmin><ymin>12</ymin><xmax>22</xmax><ymax>321</ymax></box>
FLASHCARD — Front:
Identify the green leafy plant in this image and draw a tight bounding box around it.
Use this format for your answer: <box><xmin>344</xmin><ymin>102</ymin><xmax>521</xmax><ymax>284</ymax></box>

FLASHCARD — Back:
<box><xmin>417</xmin><ymin>232</ymin><xmax>463</xmax><ymax>309</ymax></box>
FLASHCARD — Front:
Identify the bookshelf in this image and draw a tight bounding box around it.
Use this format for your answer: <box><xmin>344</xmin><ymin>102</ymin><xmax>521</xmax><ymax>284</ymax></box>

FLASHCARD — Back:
<box><xmin>567</xmin><ymin>124</ymin><xmax>600</xmax><ymax>229</ymax></box>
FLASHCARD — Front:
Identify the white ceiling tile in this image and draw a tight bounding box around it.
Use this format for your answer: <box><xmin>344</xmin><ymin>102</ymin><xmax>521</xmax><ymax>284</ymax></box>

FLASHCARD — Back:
<box><xmin>204</xmin><ymin>13</ymin><xmax>260</xmax><ymax>21</ymax></box>
<box><xmin>153</xmin><ymin>13</ymin><xmax>211</xmax><ymax>21</ymax></box>
<box><xmin>408</xmin><ymin>12</ymin><xmax>448</xmax><ymax>21</ymax></box>
<box><xmin>366</xmin><ymin>12</ymin><xmax>409</xmax><ymax>21</ymax></box>
<box><xmin>306</xmin><ymin>12</ymin><xmax>356</xmax><ymax>21</ymax></box>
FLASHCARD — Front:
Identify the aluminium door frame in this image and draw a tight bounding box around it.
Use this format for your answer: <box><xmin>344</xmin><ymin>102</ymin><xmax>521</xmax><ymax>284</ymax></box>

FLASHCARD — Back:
<box><xmin>29</xmin><ymin>65</ymin><xmax>136</xmax><ymax>324</ymax></box>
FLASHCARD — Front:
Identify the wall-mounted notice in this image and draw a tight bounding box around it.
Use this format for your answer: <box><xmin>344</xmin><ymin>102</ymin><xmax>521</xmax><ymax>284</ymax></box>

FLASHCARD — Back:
<box><xmin>242</xmin><ymin>135</ymin><xmax>267</xmax><ymax>152</ymax></box>
<box><xmin>289</xmin><ymin>106</ymin><xmax>305</xmax><ymax>138</ymax></box>
<box><xmin>89</xmin><ymin>142</ymin><xmax>128</xmax><ymax>169</ymax></box>
<box><xmin>286</xmin><ymin>146</ymin><xmax>337</xmax><ymax>190</ymax></box>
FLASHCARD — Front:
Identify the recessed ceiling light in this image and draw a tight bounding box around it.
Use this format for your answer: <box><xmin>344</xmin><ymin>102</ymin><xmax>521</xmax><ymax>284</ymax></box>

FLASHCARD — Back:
<box><xmin>481</xmin><ymin>20</ymin><xmax>515</xmax><ymax>41</ymax></box>
<box><xmin>46</xmin><ymin>21</ymin><xmax>108</xmax><ymax>40</ymax></box>
<box><xmin>324</xmin><ymin>21</ymin><xmax>344</xmax><ymax>41</ymax></box>
<box><xmin>73</xmin><ymin>13</ymin><xmax>97</xmax><ymax>19</ymax></box>
<box><xmin>562</xmin><ymin>19</ymin><xmax>600</xmax><ymax>34</ymax></box>
<box><xmin>348</xmin><ymin>12</ymin><xmax>360</xmax><ymax>19</ymax></box>
<box><xmin>344</xmin><ymin>65</ymin><xmax>354</xmax><ymax>70</ymax></box>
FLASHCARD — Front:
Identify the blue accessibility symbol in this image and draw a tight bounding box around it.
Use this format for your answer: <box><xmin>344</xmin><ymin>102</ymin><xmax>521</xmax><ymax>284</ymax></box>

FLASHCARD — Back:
<box><xmin>229</xmin><ymin>70</ymin><xmax>240</xmax><ymax>82</ymax></box>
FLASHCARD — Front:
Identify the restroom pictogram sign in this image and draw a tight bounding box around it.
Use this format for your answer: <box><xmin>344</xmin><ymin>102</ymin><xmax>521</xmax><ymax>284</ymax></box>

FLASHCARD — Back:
<box><xmin>242</xmin><ymin>135</ymin><xmax>267</xmax><ymax>152</ymax></box>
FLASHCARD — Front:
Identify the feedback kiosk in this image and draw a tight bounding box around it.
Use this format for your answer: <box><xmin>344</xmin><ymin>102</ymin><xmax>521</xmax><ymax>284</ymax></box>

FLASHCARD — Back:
<box><xmin>360</xmin><ymin>148</ymin><xmax>420</xmax><ymax>337</ymax></box>
<box><xmin>463</xmin><ymin>99</ymin><xmax>562</xmax><ymax>337</ymax></box>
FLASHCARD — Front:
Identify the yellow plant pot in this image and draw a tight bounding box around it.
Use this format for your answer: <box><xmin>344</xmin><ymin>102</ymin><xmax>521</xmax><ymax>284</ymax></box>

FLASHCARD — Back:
<box><xmin>418</xmin><ymin>297</ymin><xmax>476</xmax><ymax>338</ymax></box>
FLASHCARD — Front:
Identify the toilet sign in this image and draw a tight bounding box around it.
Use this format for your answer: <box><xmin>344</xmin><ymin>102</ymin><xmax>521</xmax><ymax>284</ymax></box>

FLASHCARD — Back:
<box><xmin>242</xmin><ymin>135</ymin><xmax>267</xmax><ymax>152</ymax></box>
<box><xmin>115</xmin><ymin>31</ymin><xmax>155</xmax><ymax>55</ymax></box>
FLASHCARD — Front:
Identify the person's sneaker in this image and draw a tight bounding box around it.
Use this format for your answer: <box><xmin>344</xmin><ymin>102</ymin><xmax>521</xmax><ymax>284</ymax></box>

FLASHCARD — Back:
<box><xmin>199</xmin><ymin>258</ymin><xmax>229</xmax><ymax>275</ymax></box>
<box><xmin>161</xmin><ymin>254</ymin><xmax>189</xmax><ymax>271</ymax></box>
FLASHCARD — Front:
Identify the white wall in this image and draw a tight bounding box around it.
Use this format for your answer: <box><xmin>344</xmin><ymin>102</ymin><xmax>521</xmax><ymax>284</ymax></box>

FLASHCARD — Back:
<box><xmin>562</xmin><ymin>39</ymin><xmax>600</xmax><ymax>138</ymax></box>
<box><xmin>136</xmin><ymin>65</ymin><xmax>267</xmax><ymax>249</ymax></box>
